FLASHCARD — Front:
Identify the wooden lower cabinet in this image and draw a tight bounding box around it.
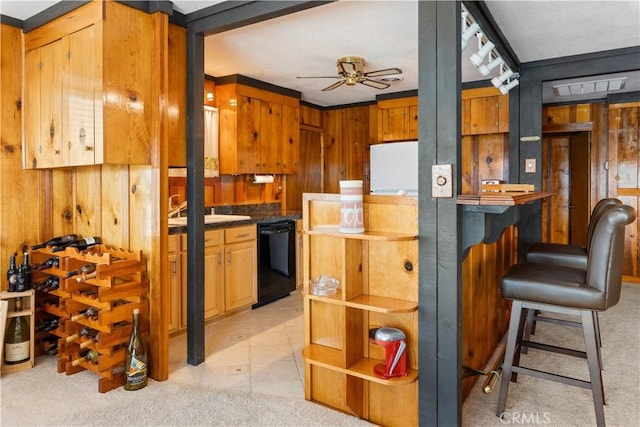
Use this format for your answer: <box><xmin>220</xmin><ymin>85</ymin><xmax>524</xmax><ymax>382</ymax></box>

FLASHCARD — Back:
<box><xmin>224</xmin><ymin>226</ymin><xmax>257</xmax><ymax>311</ymax></box>
<box><xmin>172</xmin><ymin>225</ymin><xmax>256</xmax><ymax>333</ymax></box>
<box><xmin>302</xmin><ymin>194</ymin><xmax>418</xmax><ymax>426</ymax></box>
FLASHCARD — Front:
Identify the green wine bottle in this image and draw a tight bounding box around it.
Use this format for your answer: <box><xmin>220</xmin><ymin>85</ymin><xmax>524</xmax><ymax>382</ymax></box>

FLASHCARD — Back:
<box><xmin>124</xmin><ymin>308</ymin><xmax>147</xmax><ymax>390</ymax></box>
<box><xmin>4</xmin><ymin>297</ymin><xmax>30</xmax><ymax>365</ymax></box>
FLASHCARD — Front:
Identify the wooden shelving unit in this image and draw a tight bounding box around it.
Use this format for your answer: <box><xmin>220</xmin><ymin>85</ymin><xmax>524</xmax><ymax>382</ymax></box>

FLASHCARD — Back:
<box><xmin>30</xmin><ymin>245</ymin><xmax>148</xmax><ymax>392</ymax></box>
<box><xmin>1</xmin><ymin>290</ymin><xmax>36</xmax><ymax>375</ymax></box>
<box><xmin>302</xmin><ymin>193</ymin><xmax>419</xmax><ymax>426</ymax></box>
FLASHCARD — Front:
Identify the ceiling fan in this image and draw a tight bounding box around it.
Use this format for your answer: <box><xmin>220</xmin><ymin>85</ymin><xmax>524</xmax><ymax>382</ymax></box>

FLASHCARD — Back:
<box><xmin>297</xmin><ymin>56</ymin><xmax>403</xmax><ymax>91</ymax></box>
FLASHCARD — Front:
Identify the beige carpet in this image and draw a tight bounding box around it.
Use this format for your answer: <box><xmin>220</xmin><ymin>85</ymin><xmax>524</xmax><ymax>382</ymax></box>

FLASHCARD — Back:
<box><xmin>462</xmin><ymin>282</ymin><xmax>640</xmax><ymax>427</ymax></box>
<box><xmin>0</xmin><ymin>355</ymin><xmax>370</xmax><ymax>426</ymax></box>
<box><xmin>2</xmin><ymin>284</ymin><xmax>638</xmax><ymax>426</ymax></box>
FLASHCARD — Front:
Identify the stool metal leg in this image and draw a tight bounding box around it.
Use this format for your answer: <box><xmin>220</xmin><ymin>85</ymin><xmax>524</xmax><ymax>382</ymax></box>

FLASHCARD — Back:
<box><xmin>522</xmin><ymin>309</ymin><xmax>535</xmax><ymax>354</ymax></box>
<box><xmin>581</xmin><ymin>310</ymin><xmax>605</xmax><ymax>427</ymax></box>
<box><xmin>497</xmin><ymin>301</ymin><xmax>524</xmax><ymax>417</ymax></box>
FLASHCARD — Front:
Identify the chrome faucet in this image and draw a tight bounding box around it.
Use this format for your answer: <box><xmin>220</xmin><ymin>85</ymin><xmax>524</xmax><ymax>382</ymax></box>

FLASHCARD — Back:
<box><xmin>168</xmin><ymin>195</ymin><xmax>187</xmax><ymax>218</ymax></box>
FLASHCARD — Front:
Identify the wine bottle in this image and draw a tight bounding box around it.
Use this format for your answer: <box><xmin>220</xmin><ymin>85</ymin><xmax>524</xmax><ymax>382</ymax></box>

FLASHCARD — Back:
<box><xmin>79</xmin><ymin>331</ymin><xmax>101</xmax><ymax>349</ymax></box>
<box><xmin>75</xmin><ymin>271</ymin><xmax>97</xmax><ymax>283</ymax></box>
<box><xmin>71</xmin><ymin>349</ymin><xmax>99</xmax><ymax>366</ymax></box>
<box><xmin>4</xmin><ymin>297</ymin><xmax>30</xmax><ymax>365</ymax></box>
<box><xmin>71</xmin><ymin>307</ymin><xmax>99</xmax><ymax>322</ymax></box>
<box><xmin>52</xmin><ymin>237</ymin><xmax>101</xmax><ymax>253</ymax></box>
<box><xmin>16</xmin><ymin>252</ymin><xmax>32</xmax><ymax>292</ymax></box>
<box><xmin>66</xmin><ymin>263</ymin><xmax>96</xmax><ymax>278</ymax></box>
<box><xmin>65</xmin><ymin>327</ymin><xmax>97</xmax><ymax>343</ymax></box>
<box><xmin>31</xmin><ymin>234</ymin><xmax>80</xmax><ymax>250</ymax></box>
<box><xmin>31</xmin><ymin>257</ymin><xmax>60</xmax><ymax>271</ymax></box>
<box><xmin>36</xmin><ymin>317</ymin><xmax>60</xmax><ymax>332</ymax></box>
<box><xmin>6</xmin><ymin>253</ymin><xmax>18</xmax><ymax>292</ymax></box>
<box><xmin>43</xmin><ymin>341</ymin><xmax>58</xmax><ymax>355</ymax></box>
<box><xmin>32</xmin><ymin>276</ymin><xmax>60</xmax><ymax>292</ymax></box>
<box><xmin>124</xmin><ymin>308</ymin><xmax>147</xmax><ymax>390</ymax></box>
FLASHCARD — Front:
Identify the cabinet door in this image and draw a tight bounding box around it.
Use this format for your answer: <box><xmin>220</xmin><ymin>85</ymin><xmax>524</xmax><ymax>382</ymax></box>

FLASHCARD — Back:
<box><xmin>225</xmin><ymin>240</ymin><xmax>257</xmax><ymax>311</ymax></box>
<box><xmin>469</xmin><ymin>96</ymin><xmax>499</xmax><ymax>135</ymax></box>
<box><xmin>406</xmin><ymin>105</ymin><xmax>419</xmax><ymax>140</ymax></box>
<box><xmin>379</xmin><ymin>106</ymin><xmax>407</xmax><ymax>141</ymax></box>
<box><xmin>260</xmin><ymin>101</ymin><xmax>282</xmax><ymax>173</ymax></box>
<box><xmin>25</xmin><ymin>40</ymin><xmax>65</xmax><ymax>169</ymax></box>
<box><xmin>237</xmin><ymin>96</ymin><xmax>261</xmax><ymax>173</ymax></box>
<box><xmin>67</xmin><ymin>25</ymin><xmax>96</xmax><ymax>166</ymax></box>
<box><xmin>281</xmin><ymin>104</ymin><xmax>300</xmax><ymax>174</ymax></box>
<box><xmin>168</xmin><ymin>251</ymin><xmax>180</xmax><ymax>333</ymax></box>
<box><xmin>204</xmin><ymin>246</ymin><xmax>224</xmax><ymax>319</ymax></box>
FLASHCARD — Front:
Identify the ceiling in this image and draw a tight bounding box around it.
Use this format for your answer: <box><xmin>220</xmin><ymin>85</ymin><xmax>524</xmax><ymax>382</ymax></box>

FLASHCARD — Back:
<box><xmin>1</xmin><ymin>0</ymin><xmax>638</xmax><ymax>107</ymax></box>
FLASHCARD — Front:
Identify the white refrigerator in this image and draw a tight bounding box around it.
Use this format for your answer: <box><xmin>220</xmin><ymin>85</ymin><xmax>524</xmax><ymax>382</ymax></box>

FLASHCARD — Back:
<box><xmin>369</xmin><ymin>141</ymin><xmax>418</xmax><ymax>196</ymax></box>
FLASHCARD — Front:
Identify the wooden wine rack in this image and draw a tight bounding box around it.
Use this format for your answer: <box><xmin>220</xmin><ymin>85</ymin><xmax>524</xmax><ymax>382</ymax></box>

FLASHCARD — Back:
<box><xmin>31</xmin><ymin>245</ymin><xmax>148</xmax><ymax>393</ymax></box>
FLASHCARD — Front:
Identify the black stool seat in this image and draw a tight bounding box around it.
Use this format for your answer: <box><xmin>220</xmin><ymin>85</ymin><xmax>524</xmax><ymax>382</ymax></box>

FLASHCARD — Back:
<box><xmin>502</xmin><ymin>263</ymin><xmax>606</xmax><ymax>310</ymax></box>
<box><xmin>497</xmin><ymin>204</ymin><xmax>636</xmax><ymax>427</ymax></box>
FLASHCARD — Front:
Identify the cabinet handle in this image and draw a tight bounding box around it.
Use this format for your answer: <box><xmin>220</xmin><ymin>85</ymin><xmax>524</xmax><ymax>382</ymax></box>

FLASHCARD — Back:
<box><xmin>217</xmin><ymin>252</ymin><xmax>222</xmax><ymax>266</ymax></box>
<box><xmin>79</xmin><ymin>127</ymin><xmax>86</xmax><ymax>144</ymax></box>
<box><xmin>85</xmin><ymin>146</ymin><xmax>94</xmax><ymax>151</ymax></box>
<box><xmin>171</xmin><ymin>260</ymin><xmax>176</xmax><ymax>276</ymax></box>
<box><xmin>235</xmin><ymin>233</ymin><xmax>250</xmax><ymax>238</ymax></box>
<box><xmin>49</xmin><ymin>120</ymin><xmax>55</xmax><ymax>139</ymax></box>
<box><xmin>227</xmin><ymin>250</ymin><xmax>232</xmax><ymax>264</ymax></box>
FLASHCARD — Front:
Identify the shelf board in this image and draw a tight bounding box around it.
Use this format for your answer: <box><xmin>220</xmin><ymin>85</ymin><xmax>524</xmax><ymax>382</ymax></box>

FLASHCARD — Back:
<box><xmin>302</xmin><ymin>344</ymin><xmax>418</xmax><ymax>386</ymax></box>
<box><xmin>6</xmin><ymin>309</ymin><xmax>31</xmax><ymax>318</ymax></box>
<box><xmin>305</xmin><ymin>291</ymin><xmax>417</xmax><ymax>313</ymax></box>
<box><xmin>305</xmin><ymin>226</ymin><xmax>417</xmax><ymax>241</ymax></box>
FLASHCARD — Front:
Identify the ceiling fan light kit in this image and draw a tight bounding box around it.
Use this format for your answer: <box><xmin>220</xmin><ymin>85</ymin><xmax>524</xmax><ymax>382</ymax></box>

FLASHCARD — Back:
<box><xmin>297</xmin><ymin>55</ymin><xmax>403</xmax><ymax>92</ymax></box>
<box><xmin>462</xmin><ymin>4</ymin><xmax>519</xmax><ymax>95</ymax></box>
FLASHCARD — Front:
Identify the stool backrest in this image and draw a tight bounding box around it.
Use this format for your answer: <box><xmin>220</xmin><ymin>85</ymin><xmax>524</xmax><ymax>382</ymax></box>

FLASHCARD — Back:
<box><xmin>587</xmin><ymin>204</ymin><xmax>636</xmax><ymax>309</ymax></box>
<box><xmin>587</xmin><ymin>198</ymin><xmax>622</xmax><ymax>251</ymax></box>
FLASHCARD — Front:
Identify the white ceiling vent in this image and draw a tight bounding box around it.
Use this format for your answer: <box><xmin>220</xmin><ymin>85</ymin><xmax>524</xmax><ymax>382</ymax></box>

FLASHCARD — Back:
<box><xmin>553</xmin><ymin>77</ymin><xmax>627</xmax><ymax>97</ymax></box>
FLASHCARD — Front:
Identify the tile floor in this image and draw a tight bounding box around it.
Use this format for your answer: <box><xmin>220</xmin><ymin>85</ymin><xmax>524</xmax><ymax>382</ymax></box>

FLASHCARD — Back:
<box><xmin>167</xmin><ymin>290</ymin><xmax>305</xmax><ymax>399</ymax></box>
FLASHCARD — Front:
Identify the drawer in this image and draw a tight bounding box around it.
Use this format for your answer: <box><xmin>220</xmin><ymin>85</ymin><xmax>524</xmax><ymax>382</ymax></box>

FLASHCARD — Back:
<box><xmin>180</xmin><ymin>229</ymin><xmax>223</xmax><ymax>250</ymax></box>
<box><xmin>168</xmin><ymin>234</ymin><xmax>180</xmax><ymax>253</ymax></box>
<box><xmin>225</xmin><ymin>224</ymin><xmax>256</xmax><ymax>244</ymax></box>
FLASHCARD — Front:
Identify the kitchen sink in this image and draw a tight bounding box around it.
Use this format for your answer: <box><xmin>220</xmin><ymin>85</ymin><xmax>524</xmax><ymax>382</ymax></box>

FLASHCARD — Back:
<box><xmin>168</xmin><ymin>214</ymin><xmax>251</xmax><ymax>227</ymax></box>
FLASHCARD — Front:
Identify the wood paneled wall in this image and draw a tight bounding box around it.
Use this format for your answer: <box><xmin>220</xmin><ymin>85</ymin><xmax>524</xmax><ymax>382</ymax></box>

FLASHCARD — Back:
<box><xmin>0</xmin><ymin>23</ymin><xmax>43</xmax><ymax>277</ymax></box>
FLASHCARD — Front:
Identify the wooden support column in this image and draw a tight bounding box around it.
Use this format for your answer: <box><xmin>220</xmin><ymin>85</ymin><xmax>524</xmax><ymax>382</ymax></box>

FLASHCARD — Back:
<box><xmin>418</xmin><ymin>1</ymin><xmax>461</xmax><ymax>425</ymax></box>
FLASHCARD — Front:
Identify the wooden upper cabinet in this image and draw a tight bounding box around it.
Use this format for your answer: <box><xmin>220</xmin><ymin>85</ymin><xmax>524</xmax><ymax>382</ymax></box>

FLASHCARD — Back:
<box><xmin>461</xmin><ymin>87</ymin><xmax>509</xmax><ymax>135</ymax></box>
<box><xmin>23</xmin><ymin>1</ymin><xmax>154</xmax><ymax>169</ymax></box>
<box><xmin>376</xmin><ymin>96</ymin><xmax>418</xmax><ymax>142</ymax></box>
<box><xmin>216</xmin><ymin>82</ymin><xmax>299</xmax><ymax>175</ymax></box>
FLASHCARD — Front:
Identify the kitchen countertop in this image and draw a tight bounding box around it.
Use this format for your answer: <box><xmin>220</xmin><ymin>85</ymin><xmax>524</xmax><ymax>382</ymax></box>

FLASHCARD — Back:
<box><xmin>168</xmin><ymin>210</ymin><xmax>301</xmax><ymax>235</ymax></box>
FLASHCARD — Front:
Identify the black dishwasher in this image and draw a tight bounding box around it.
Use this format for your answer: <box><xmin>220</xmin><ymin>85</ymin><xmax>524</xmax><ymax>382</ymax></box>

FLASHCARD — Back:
<box><xmin>253</xmin><ymin>220</ymin><xmax>296</xmax><ymax>308</ymax></box>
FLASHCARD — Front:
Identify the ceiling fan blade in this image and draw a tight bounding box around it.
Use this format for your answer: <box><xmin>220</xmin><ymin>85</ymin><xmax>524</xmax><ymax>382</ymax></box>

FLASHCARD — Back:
<box><xmin>363</xmin><ymin>67</ymin><xmax>403</xmax><ymax>78</ymax></box>
<box><xmin>296</xmin><ymin>76</ymin><xmax>341</xmax><ymax>79</ymax></box>
<box><xmin>359</xmin><ymin>79</ymin><xmax>390</xmax><ymax>90</ymax></box>
<box><xmin>322</xmin><ymin>80</ymin><xmax>346</xmax><ymax>91</ymax></box>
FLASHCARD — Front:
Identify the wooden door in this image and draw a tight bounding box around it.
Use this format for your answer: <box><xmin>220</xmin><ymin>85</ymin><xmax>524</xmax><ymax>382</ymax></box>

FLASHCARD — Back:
<box><xmin>469</xmin><ymin>96</ymin><xmax>499</xmax><ymax>135</ymax></box>
<box><xmin>608</xmin><ymin>103</ymin><xmax>639</xmax><ymax>279</ymax></box>
<box><xmin>323</xmin><ymin>109</ymin><xmax>342</xmax><ymax>193</ymax></box>
<box><xmin>23</xmin><ymin>48</ymin><xmax>42</xmax><ymax>169</ymax></box>
<box><xmin>379</xmin><ymin>106</ymin><xmax>407</xmax><ymax>141</ymax></box>
<box><xmin>67</xmin><ymin>25</ymin><xmax>96</xmax><ymax>166</ymax></box>
<box><xmin>569</xmin><ymin>132</ymin><xmax>590</xmax><ymax>246</ymax></box>
<box><xmin>543</xmin><ymin>132</ymin><xmax>590</xmax><ymax>245</ymax></box>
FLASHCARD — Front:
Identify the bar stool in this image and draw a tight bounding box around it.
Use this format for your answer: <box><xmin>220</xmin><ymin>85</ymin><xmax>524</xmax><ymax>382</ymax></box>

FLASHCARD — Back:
<box><xmin>521</xmin><ymin>198</ymin><xmax>622</xmax><ymax>351</ymax></box>
<box><xmin>496</xmin><ymin>204</ymin><xmax>636</xmax><ymax>427</ymax></box>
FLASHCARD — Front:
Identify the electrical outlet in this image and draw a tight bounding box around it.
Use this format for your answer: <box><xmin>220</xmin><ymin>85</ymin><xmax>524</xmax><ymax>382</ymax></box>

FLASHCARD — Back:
<box><xmin>525</xmin><ymin>158</ymin><xmax>536</xmax><ymax>173</ymax></box>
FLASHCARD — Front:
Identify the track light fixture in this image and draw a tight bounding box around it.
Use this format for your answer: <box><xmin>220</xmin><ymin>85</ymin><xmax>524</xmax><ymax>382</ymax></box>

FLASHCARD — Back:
<box><xmin>478</xmin><ymin>56</ymin><xmax>504</xmax><ymax>77</ymax></box>
<box><xmin>461</xmin><ymin>22</ymin><xmax>480</xmax><ymax>50</ymax></box>
<box><xmin>499</xmin><ymin>79</ymin><xmax>519</xmax><ymax>95</ymax></box>
<box><xmin>469</xmin><ymin>37</ymin><xmax>495</xmax><ymax>67</ymax></box>
<box><xmin>491</xmin><ymin>66</ymin><xmax>514</xmax><ymax>88</ymax></box>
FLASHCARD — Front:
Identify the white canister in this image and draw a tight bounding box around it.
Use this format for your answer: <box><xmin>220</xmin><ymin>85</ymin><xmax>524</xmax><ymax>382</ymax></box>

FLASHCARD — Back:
<box><xmin>339</xmin><ymin>180</ymin><xmax>364</xmax><ymax>233</ymax></box>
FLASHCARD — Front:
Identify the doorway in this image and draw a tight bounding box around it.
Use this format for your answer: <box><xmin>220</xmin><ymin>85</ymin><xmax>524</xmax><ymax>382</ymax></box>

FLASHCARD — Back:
<box><xmin>541</xmin><ymin>132</ymin><xmax>590</xmax><ymax>245</ymax></box>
